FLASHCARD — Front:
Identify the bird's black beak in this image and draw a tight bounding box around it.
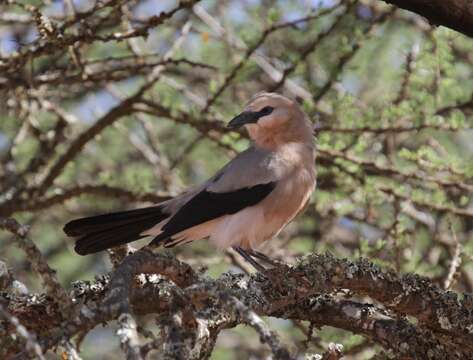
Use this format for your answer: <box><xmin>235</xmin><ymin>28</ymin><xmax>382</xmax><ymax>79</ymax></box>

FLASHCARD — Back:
<box><xmin>227</xmin><ymin>111</ymin><xmax>260</xmax><ymax>129</ymax></box>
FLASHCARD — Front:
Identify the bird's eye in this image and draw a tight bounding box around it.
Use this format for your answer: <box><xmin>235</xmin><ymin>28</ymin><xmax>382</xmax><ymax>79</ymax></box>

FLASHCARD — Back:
<box><xmin>260</xmin><ymin>106</ymin><xmax>274</xmax><ymax>115</ymax></box>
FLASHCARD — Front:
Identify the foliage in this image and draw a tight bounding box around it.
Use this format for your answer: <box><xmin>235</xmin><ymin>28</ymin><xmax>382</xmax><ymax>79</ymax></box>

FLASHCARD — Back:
<box><xmin>0</xmin><ymin>0</ymin><xmax>472</xmax><ymax>359</ymax></box>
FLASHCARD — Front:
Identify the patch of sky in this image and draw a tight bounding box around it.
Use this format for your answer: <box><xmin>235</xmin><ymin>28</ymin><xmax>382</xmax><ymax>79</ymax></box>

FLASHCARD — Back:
<box><xmin>25</xmin><ymin>26</ymin><xmax>39</xmax><ymax>44</ymax></box>
<box><xmin>0</xmin><ymin>31</ymin><xmax>16</xmax><ymax>56</ymax></box>
<box><xmin>356</xmin><ymin>4</ymin><xmax>373</xmax><ymax>20</ymax></box>
<box><xmin>226</xmin><ymin>1</ymin><xmax>249</xmax><ymax>25</ymax></box>
<box><xmin>70</xmin><ymin>0</ymin><xmax>95</xmax><ymax>12</ymax></box>
<box><xmin>339</xmin><ymin>217</ymin><xmax>357</xmax><ymax>230</ymax></box>
<box><xmin>0</xmin><ymin>25</ymin><xmax>38</xmax><ymax>56</ymax></box>
<box><xmin>139</xmin><ymin>29</ymin><xmax>171</xmax><ymax>55</ymax></box>
<box><xmin>339</xmin><ymin>217</ymin><xmax>384</xmax><ymax>241</ymax></box>
<box><xmin>305</xmin><ymin>0</ymin><xmax>337</xmax><ymax>9</ymax></box>
<box><xmin>278</xmin><ymin>0</ymin><xmax>340</xmax><ymax>23</ymax></box>
<box><xmin>44</xmin><ymin>0</ymin><xmax>66</xmax><ymax>17</ymax></box>
<box><xmin>182</xmin><ymin>32</ymin><xmax>203</xmax><ymax>55</ymax></box>
<box><xmin>0</xmin><ymin>132</ymin><xmax>9</xmax><ymax>152</ymax></box>
<box><xmin>199</xmin><ymin>0</ymin><xmax>217</xmax><ymax>11</ymax></box>
<box><xmin>45</xmin><ymin>0</ymin><xmax>95</xmax><ymax>15</ymax></box>
<box><xmin>134</xmin><ymin>0</ymin><xmax>178</xmax><ymax>18</ymax></box>
<box><xmin>282</xmin><ymin>9</ymin><xmax>305</xmax><ymax>23</ymax></box>
<box><xmin>342</xmin><ymin>73</ymin><xmax>362</xmax><ymax>96</ymax></box>
<box><xmin>73</xmin><ymin>89</ymin><xmax>121</xmax><ymax>124</ymax></box>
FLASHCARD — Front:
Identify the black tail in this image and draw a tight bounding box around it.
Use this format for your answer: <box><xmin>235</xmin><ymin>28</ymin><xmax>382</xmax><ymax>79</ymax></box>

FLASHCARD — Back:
<box><xmin>63</xmin><ymin>205</ymin><xmax>168</xmax><ymax>255</ymax></box>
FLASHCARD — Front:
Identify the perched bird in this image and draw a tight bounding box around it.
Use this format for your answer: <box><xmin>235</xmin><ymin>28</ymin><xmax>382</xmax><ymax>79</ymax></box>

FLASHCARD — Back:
<box><xmin>64</xmin><ymin>92</ymin><xmax>316</xmax><ymax>271</ymax></box>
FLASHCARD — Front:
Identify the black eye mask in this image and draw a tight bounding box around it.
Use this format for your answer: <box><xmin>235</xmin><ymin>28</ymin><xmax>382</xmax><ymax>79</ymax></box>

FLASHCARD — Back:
<box><xmin>227</xmin><ymin>106</ymin><xmax>274</xmax><ymax>129</ymax></box>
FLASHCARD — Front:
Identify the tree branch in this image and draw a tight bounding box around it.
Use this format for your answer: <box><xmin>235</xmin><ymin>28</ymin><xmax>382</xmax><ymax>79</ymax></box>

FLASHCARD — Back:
<box><xmin>3</xmin><ymin>251</ymin><xmax>472</xmax><ymax>359</ymax></box>
<box><xmin>381</xmin><ymin>0</ymin><xmax>473</xmax><ymax>38</ymax></box>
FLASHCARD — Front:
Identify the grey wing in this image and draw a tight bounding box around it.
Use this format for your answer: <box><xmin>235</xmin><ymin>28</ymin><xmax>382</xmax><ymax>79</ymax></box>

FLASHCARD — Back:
<box><xmin>149</xmin><ymin>146</ymin><xmax>280</xmax><ymax>245</ymax></box>
<box><xmin>207</xmin><ymin>146</ymin><xmax>280</xmax><ymax>193</ymax></box>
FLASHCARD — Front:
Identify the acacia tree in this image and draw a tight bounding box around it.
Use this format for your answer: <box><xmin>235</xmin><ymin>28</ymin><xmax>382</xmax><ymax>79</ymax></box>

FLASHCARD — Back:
<box><xmin>1</xmin><ymin>1</ymin><xmax>472</xmax><ymax>359</ymax></box>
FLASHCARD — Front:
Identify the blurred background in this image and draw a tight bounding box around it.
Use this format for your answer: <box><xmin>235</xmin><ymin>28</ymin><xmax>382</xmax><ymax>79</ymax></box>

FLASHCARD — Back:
<box><xmin>1</xmin><ymin>0</ymin><xmax>472</xmax><ymax>358</ymax></box>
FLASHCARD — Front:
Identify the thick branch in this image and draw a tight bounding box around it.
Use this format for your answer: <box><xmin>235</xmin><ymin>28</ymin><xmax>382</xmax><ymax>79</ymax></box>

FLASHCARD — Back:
<box><xmin>381</xmin><ymin>0</ymin><xmax>473</xmax><ymax>38</ymax></box>
<box><xmin>3</xmin><ymin>251</ymin><xmax>472</xmax><ymax>359</ymax></box>
<box><xmin>277</xmin><ymin>296</ymin><xmax>461</xmax><ymax>358</ymax></box>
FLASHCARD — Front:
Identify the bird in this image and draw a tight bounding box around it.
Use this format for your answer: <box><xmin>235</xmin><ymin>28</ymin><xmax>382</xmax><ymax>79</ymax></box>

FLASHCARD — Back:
<box><xmin>63</xmin><ymin>92</ymin><xmax>316</xmax><ymax>271</ymax></box>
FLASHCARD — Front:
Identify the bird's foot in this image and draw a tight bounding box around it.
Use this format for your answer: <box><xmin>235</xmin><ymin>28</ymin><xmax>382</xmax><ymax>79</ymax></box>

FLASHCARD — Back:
<box><xmin>232</xmin><ymin>247</ymin><xmax>284</xmax><ymax>283</ymax></box>
<box><xmin>233</xmin><ymin>246</ymin><xmax>267</xmax><ymax>273</ymax></box>
<box><xmin>246</xmin><ymin>249</ymin><xmax>280</xmax><ymax>267</ymax></box>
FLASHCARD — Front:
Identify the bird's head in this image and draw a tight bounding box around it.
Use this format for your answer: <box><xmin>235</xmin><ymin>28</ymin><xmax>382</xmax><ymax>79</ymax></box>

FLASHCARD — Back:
<box><xmin>228</xmin><ymin>92</ymin><xmax>313</xmax><ymax>149</ymax></box>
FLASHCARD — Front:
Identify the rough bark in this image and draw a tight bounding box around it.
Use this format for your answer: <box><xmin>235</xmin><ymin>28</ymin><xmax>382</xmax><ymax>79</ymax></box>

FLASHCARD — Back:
<box><xmin>1</xmin><ymin>249</ymin><xmax>472</xmax><ymax>359</ymax></box>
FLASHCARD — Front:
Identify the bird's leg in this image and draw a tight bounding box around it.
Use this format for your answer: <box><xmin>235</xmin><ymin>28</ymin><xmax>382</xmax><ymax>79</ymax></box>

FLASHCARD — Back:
<box><xmin>246</xmin><ymin>249</ymin><xmax>279</xmax><ymax>267</ymax></box>
<box><xmin>233</xmin><ymin>247</ymin><xmax>288</xmax><ymax>293</ymax></box>
<box><xmin>233</xmin><ymin>246</ymin><xmax>267</xmax><ymax>273</ymax></box>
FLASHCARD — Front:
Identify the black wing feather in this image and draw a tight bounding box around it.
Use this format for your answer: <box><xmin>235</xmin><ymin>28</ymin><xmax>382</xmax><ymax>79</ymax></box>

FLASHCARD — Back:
<box><xmin>64</xmin><ymin>205</ymin><xmax>168</xmax><ymax>255</ymax></box>
<box><xmin>151</xmin><ymin>182</ymin><xmax>276</xmax><ymax>245</ymax></box>
<box><xmin>64</xmin><ymin>205</ymin><xmax>164</xmax><ymax>237</ymax></box>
